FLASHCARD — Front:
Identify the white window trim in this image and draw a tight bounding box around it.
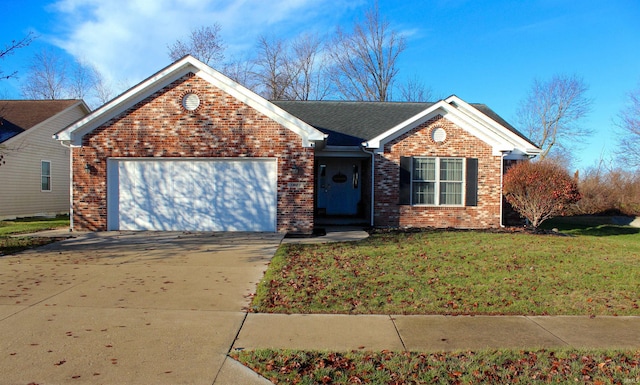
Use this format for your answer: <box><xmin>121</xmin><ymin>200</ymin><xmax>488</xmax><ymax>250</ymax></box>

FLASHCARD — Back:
<box><xmin>411</xmin><ymin>157</ymin><xmax>465</xmax><ymax>206</ymax></box>
<box><xmin>41</xmin><ymin>160</ymin><xmax>52</xmax><ymax>192</ymax></box>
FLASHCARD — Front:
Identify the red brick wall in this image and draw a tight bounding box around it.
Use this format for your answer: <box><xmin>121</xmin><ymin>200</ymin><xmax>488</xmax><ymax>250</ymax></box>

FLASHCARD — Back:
<box><xmin>72</xmin><ymin>73</ymin><xmax>314</xmax><ymax>232</ymax></box>
<box><xmin>374</xmin><ymin>115</ymin><xmax>503</xmax><ymax>229</ymax></box>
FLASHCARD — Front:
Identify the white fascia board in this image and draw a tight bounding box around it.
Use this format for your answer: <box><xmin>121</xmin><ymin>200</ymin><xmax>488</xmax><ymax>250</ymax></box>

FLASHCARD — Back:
<box><xmin>365</xmin><ymin>100</ymin><xmax>508</xmax><ymax>155</ymax></box>
<box><xmin>365</xmin><ymin>98</ymin><xmax>539</xmax><ymax>157</ymax></box>
<box><xmin>444</xmin><ymin>95</ymin><xmax>540</xmax><ymax>155</ymax></box>
<box><xmin>55</xmin><ymin>56</ymin><xmax>326</xmax><ymax>147</ymax></box>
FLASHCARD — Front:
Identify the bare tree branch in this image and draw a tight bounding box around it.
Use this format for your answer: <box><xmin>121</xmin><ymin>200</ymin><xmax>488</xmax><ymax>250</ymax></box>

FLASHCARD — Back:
<box><xmin>68</xmin><ymin>59</ymin><xmax>97</xmax><ymax>100</ymax></box>
<box><xmin>398</xmin><ymin>75</ymin><xmax>432</xmax><ymax>102</ymax></box>
<box><xmin>21</xmin><ymin>49</ymin><xmax>68</xmax><ymax>99</ymax></box>
<box><xmin>617</xmin><ymin>83</ymin><xmax>640</xmax><ymax>170</ymax></box>
<box><xmin>516</xmin><ymin>74</ymin><xmax>593</xmax><ymax>160</ymax></box>
<box><xmin>222</xmin><ymin>57</ymin><xmax>259</xmax><ymax>91</ymax></box>
<box><xmin>168</xmin><ymin>25</ymin><xmax>225</xmax><ymax>65</ymax></box>
<box><xmin>92</xmin><ymin>67</ymin><xmax>115</xmax><ymax>106</ymax></box>
<box><xmin>253</xmin><ymin>35</ymin><xmax>292</xmax><ymax>100</ymax></box>
<box><xmin>0</xmin><ymin>32</ymin><xmax>36</xmax><ymax>80</ymax></box>
<box><xmin>328</xmin><ymin>3</ymin><xmax>406</xmax><ymax>101</ymax></box>
<box><xmin>287</xmin><ymin>33</ymin><xmax>331</xmax><ymax>100</ymax></box>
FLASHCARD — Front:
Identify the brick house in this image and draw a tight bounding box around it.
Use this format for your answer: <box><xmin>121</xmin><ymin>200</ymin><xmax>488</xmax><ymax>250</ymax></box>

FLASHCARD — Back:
<box><xmin>55</xmin><ymin>55</ymin><xmax>540</xmax><ymax>233</ymax></box>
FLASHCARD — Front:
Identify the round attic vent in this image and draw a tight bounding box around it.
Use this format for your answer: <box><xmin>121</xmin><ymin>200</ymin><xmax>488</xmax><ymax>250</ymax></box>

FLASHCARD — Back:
<box><xmin>431</xmin><ymin>127</ymin><xmax>447</xmax><ymax>143</ymax></box>
<box><xmin>182</xmin><ymin>93</ymin><xmax>201</xmax><ymax>111</ymax></box>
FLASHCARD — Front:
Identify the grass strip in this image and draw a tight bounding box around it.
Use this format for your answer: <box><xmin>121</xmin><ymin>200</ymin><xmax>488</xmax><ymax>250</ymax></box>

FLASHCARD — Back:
<box><xmin>0</xmin><ymin>216</ymin><xmax>69</xmax><ymax>255</ymax></box>
<box><xmin>231</xmin><ymin>348</ymin><xmax>640</xmax><ymax>385</ymax></box>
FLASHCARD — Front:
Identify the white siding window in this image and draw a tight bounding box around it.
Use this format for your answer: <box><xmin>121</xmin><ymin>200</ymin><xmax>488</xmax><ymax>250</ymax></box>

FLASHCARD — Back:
<box><xmin>41</xmin><ymin>160</ymin><xmax>51</xmax><ymax>192</ymax></box>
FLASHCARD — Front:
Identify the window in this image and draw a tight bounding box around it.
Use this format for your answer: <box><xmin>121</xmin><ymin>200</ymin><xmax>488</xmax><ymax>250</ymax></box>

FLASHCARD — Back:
<box><xmin>41</xmin><ymin>161</ymin><xmax>51</xmax><ymax>191</ymax></box>
<box><xmin>411</xmin><ymin>157</ymin><xmax>463</xmax><ymax>205</ymax></box>
<box><xmin>400</xmin><ymin>157</ymin><xmax>478</xmax><ymax>206</ymax></box>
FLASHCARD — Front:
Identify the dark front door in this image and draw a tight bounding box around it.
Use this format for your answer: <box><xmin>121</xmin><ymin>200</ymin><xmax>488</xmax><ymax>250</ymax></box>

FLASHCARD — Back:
<box><xmin>317</xmin><ymin>158</ymin><xmax>361</xmax><ymax>215</ymax></box>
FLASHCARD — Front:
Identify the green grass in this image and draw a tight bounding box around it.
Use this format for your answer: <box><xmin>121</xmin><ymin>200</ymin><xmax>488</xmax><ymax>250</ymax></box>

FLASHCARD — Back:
<box><xmin>231</xmin><ymin>348</ymin><xmax>640</xmax><ymax>384</ymax></box>
<box><xmin>0</xmin><ymin>215</ymin><xmax>69</xmax><ymax>255</ymax></box>
<box><xmin>252</xmin><ymin>226</ymin><xmax>640</xmax><ymax>316</ymax></box>
<box><xmin>0</xmin><ymin>215</ymin><xmax>69</xmax><ymax>236</ymax></box>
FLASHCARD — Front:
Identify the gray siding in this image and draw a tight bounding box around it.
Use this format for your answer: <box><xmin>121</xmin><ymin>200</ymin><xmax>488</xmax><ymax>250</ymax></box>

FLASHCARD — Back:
<box><xmin>0</xmin><ymin>104</ymin><xmax>87</xmax><ymax>219</ymax></box>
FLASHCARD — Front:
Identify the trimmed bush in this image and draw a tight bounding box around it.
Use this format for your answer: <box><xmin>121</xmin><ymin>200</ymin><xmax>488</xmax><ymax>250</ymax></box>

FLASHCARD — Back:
<box><xmin>503</xmin><ymin>161</ymin><xmax>581</xmax><ymax>228</ymax></box>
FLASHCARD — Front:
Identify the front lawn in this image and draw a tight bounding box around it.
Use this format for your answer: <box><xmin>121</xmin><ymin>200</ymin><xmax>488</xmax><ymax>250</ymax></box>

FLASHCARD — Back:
<box><xmin>0</xmin><ymin>216</ymin><xmax>69</xmax><ymax>256</ymax></box>
<box><xmin>252</xmin><ymin>227</ymin><xmax>640</xmax><ymax>316</ymax></box>
<box><xmin>232</xmin><ymin>348</ymin><xmax>640</xmax><ymax>385</ymax></box>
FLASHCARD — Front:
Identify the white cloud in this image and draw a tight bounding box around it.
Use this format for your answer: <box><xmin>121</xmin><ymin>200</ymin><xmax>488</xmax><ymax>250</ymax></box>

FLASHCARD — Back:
<box><xmin>49</xmin><ymin>0</ymin><xmax>360</xmax><ymax>92</ymax></box>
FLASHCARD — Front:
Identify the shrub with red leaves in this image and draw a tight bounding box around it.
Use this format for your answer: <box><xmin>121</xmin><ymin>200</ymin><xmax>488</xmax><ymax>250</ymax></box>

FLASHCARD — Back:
<box><xmin>503</xmin><ymin>160</ymin><xmax>581</xmax><ymax>229</ymax></box>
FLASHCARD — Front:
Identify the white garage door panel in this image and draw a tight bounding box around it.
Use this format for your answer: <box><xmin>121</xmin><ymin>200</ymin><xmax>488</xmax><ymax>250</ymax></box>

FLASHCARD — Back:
<box><xmin>108</xmin><ymin>159</ymin><xmax>277</xmax><ymax>231</ymax></box>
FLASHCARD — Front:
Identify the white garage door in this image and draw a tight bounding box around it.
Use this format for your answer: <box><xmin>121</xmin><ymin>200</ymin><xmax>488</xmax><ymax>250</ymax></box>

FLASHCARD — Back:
<box><xmin>107</xmin><ymin>158</ymin><xmax>277</xmax><ymax>231</ymax></box>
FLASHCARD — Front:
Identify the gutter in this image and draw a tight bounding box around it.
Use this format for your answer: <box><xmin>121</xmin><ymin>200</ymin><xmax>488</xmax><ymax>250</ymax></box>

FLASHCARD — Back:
<box><xmin>361</xmin><ymin>144</ymin><xmax>376</xmax><ymax>227</ymax></box>
<box><xmin>58</xmin><ymin>139</ymin><xmax>74</xmax><ymax>231</ymax></box>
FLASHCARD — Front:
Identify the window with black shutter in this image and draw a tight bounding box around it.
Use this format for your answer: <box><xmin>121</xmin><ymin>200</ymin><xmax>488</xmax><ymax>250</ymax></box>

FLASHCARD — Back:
<box><xmin>399</xmin><ymin>157</ymin><xmax>479</xmax><ymax>206</ymax></box>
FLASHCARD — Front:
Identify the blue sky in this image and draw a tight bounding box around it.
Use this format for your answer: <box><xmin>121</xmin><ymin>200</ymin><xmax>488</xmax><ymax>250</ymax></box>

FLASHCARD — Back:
<box><xmin>2</xmin><ymin>0</ymin><xmax>639</xmax><ymax>171</ymax></box>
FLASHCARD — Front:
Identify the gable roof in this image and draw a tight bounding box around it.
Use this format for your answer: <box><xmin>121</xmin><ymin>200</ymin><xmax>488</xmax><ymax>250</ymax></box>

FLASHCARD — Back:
<box><xmin>274</xmin><ymin>96</ymin><xmax>540</xmax><ymax>156</ymax></box>
<box><xmin>0</xmin><ymin>100</ymin><xmax>81</xmax><ymax>143</ymax></box>
<box><xmin>55</xmin><ymin>55</ymin><xmax>326</xmax><ymax>147</ymax></box>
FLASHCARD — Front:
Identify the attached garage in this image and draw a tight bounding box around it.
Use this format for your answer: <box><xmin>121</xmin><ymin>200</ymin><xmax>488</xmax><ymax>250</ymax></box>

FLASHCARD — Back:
<box><xmin>106</xmin><ymin>158</ymin><xmax>277</xmax><ymax>231</ymax></box>
<box><xmin>54</xmin><ymin>56</ymin><xmax>324</xmax><ymax>233</ymax></box>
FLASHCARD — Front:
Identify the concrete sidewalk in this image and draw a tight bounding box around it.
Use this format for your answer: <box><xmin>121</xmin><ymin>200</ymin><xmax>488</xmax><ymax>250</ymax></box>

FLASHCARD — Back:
<box><xmin>233</xmin><ymin>314</ymin><xmax>640</xmax><ymax>353</ymax></box>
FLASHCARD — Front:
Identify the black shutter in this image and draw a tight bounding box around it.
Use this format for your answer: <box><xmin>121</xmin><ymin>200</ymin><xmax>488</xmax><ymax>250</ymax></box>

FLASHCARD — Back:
<box><xmin>465</xmin><ymin>158</ymin><xmax>478</xmax><ymax>206</ymax></box>
<box><xmin>399</xmin><ymin>156</ymin><xmax>412</xmax><ymax>205</ymax></box>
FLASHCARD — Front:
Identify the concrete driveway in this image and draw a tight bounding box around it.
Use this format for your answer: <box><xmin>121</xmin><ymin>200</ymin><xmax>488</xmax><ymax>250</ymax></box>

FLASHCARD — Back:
<box><xmin>0</xmin><ymin>231</ymin><xmax>283</xmax><ymax>385</ymax></box>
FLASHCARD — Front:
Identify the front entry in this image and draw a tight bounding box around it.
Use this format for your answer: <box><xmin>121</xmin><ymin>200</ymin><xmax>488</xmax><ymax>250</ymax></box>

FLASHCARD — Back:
<box><xmin>317</xmin><ymin>158</ymin><xmax>362</xmax><ymax>216</ymax></box>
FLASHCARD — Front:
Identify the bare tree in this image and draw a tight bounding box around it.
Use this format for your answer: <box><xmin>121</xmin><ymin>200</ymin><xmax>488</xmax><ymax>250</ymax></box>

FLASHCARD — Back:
<box><xmin>21</xmin><ymin>49</ymin><xmax>68</xmax><ymax>99</ymax></box>
<box><xmin>516</xmin><ymin>74</ymin><xmax>593</xmax><ymax>160</ymax></box>
<box><xmin>398</xmin><ymin>75</ymin><xmax>432</xmax><ymax>102</ymax></box>
<box><xmin>287</xmin><ymin>34</ymin><xmax>331</xmax><ymax>100</ymax></box>
<box><xmin>253</xmin><ymin>35</ymin><xmax>292</xmax><ymax>100</ymax></box>
<box><xmin>68</xmin><ymin>59</ymin><xmax>98</xmax><ymax>100</ymax></box>
<box><xmin>223</xmin><ymin>57</ymin><xmax>258</xmax><ymax>91</ymax></box>
<box><xmin>168</xmin><ymin>25</ymin><xmax>225</xmax><ymax>65</ymax></box>
<box><xmin>328</xmin><ymin>3</ymin><xmax>406</xmax><ymax>101</ymax></box>
<box><xmin>20</xmin><ymin>49</ymin><xmax>112</xmax><ymax>108</ymax></box>
<box><xmin>92</xmin><ymin>69</ymin><xmax>115</xmax><ymax>105</ymax></box>
<box><xmin>617</xmin><ymin>83</ymin><xmax>640</xmax><ymax>170</ymax></box>
<box><xmin>1</xmin><ymin>32</ymin><xmax>36</xmax><ymax>80</ymax></box>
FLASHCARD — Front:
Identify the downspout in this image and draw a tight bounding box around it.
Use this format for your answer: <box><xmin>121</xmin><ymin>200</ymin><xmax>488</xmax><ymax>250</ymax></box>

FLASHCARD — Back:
<box><xmin>361</xmin><ymin>145</ymin><xmax>376</xmax><ymax>227</ymax></box>
<box><xmin>499</xmin><ymin>151</ymin><xmax>507</xmax><ymax>228</ymax></box>
<box><xmin>58</xmin><ymin>139</ymin><xmax>74</xmax><ymax>231</ymax></box>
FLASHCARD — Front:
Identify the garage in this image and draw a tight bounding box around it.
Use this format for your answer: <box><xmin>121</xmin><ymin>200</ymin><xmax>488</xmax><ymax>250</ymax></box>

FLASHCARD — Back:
<box><xmin>106</xmin><ymin>158</ymin><xmax>277</xmax><ymax>231</ymax></box>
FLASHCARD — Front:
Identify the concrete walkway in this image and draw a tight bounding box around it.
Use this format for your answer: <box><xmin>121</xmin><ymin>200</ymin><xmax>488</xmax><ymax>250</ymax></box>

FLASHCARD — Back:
<box><xmin>234</xmin><ymin>314</ymin><xmax>640</xmax><ymax>352</ymax></box>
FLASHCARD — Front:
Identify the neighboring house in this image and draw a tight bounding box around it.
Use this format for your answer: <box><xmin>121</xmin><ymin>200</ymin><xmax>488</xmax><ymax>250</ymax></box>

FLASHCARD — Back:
<box><xmin>0</xmin><ymin>100</ymin><xmax>90</xmax><ymax>220</ymax></box>
<box><xmin>55</xmin><ymin>56</ymin><xmax>540</xmax><ymax>233</ymax></box>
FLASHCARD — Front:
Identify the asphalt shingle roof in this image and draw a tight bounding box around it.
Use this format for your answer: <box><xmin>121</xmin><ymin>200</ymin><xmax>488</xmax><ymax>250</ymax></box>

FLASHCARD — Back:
<box><xmin>273</xmin><ymin>100</ymin><xmax>433</xmax><ymax>146</ymax></box>
<box><xmin>0</xmin><ymin>99</ymin><xmax>79</xmax><ymax>143</ymax></box>
<box><xmin>272</xmin><ymin>100</ymin><xmax>534</xmax><ymax>147</ymax></box>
